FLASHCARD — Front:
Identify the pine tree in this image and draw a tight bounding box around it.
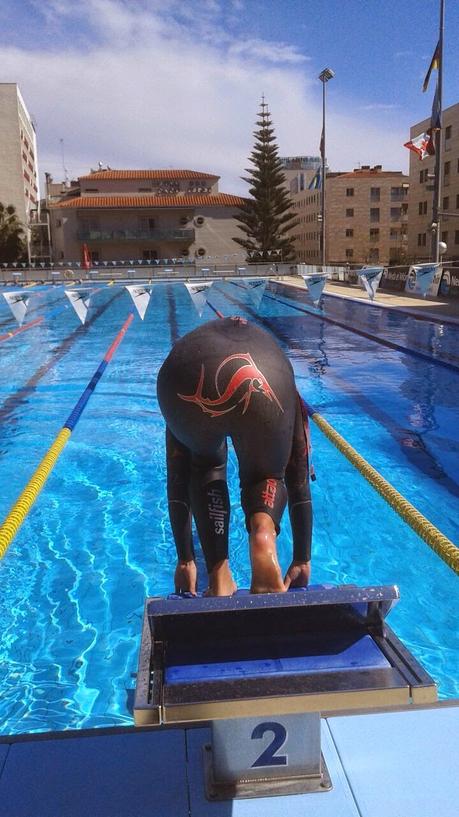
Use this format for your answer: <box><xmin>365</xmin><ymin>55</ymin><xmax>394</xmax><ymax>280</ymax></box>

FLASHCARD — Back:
<box><xmin>234</xmin><ymin>99</ymin><xmax>299</xmax><ymax>262</ymax></box>
<box><xmin>0</xmin><ymin>203</ymin><xmax>26</xmax><ymax>263</ymax></box>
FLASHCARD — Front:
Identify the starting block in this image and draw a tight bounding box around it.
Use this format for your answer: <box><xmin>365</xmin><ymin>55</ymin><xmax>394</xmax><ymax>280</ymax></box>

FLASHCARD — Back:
<box><xmin>134</xmin><ymin>585</ymin><xmax>437</xmax><ymax>799</ymax></box>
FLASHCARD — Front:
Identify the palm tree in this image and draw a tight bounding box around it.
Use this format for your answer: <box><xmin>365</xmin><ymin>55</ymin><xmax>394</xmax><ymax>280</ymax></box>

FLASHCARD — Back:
<box><xmin>0</xmin><ymin>203</ymin><xmax>26</xmax><ymax>264</ymax></box>
<box><xmin>233</xmin><ymin>99</ymin><xmax>299</xmax><ymax>262</ymax></box>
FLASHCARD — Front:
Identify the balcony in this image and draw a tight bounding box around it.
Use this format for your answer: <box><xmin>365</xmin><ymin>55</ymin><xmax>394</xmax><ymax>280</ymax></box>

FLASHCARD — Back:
<box><xmin>76</xmin><ymin>228</ymin><xmax>195</xmax><ymax>242</ymax></box>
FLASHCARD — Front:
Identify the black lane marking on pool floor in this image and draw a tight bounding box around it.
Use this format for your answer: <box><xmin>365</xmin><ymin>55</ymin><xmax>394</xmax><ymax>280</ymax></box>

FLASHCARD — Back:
<box><xmin>263</xmin><ymin>289</ymin><xmax>459</xmax><ymax>375</ymax></box>
<box><xmin>166</xmin><ymin>284</ymin><xmax>180</xmax><ymax>346</ymax></box>
<box><xmin>0</xmin><ymin>291</ymin><xmax>123</xmax><ymax>430</ymax></box>
<box><xmin>218</xmin><ymin>284</ymin><xmax>459</xmax><ymax>500</ymax></box>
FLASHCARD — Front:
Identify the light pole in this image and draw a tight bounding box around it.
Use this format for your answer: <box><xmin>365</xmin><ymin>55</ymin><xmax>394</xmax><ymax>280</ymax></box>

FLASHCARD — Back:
<box><xmin>319</xmin><ymin>67</ymin><xmax>334</xmax><ymax>268</ymax></box>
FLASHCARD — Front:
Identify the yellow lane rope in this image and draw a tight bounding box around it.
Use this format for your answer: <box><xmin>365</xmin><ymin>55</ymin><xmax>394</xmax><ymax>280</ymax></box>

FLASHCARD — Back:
<box><xmin>0</xmin><ymin>429</ymin><xmax>71</xmax><ymax>559</ymax></box>
<box><xmin>309</xmin><ymin>409</ymin><xmax>459</xmax><ymax>576</ymax></box>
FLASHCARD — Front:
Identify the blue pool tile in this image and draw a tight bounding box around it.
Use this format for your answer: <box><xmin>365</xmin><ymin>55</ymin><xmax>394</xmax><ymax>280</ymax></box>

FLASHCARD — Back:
<box><xmin>0</xmin><ymin>746</ymin><xmax>9</xmax><ymax>779</ymax></box>
<box><xmin>186</xmin><ymin>723</ymin><xmax>360</xmax><ymax>817</ymax></box>
<box><xmin>327</xmin><ymin>706</ymin><xmax>459</xmax><ymax>817</ymax></box>
<box><xmin>0</xmin><ymin>730</ymin><xmax>188</xmax><ymax>817</ymax></box>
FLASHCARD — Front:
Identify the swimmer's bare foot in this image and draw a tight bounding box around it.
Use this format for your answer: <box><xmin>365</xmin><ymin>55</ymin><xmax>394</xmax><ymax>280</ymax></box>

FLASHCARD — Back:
<box><xmin>204</xmin><ymin>559</ymin><xmax>237</xmax><ymax>596</ymax></box>
<box><xmin>174</xmin><ymin>560</ymin><xmax>197</xmax><ymax>595</ymax></box>
<box><xmin>249</xmin><ymin>512</ymin><xmax>286</xmax><ymax>594</ymax></box>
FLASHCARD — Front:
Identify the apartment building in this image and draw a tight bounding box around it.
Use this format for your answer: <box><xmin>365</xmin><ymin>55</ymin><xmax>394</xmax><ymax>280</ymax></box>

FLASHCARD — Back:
<box><xmin>280</xmin><ymin>155</ymin><xmax>321</xmax><ymax>195</ymax></box>
<box><xmin>48</xmin><ymin>169</ymin><xmax>247</xmax><ymax>263</ymax></box>
<box><xmin>0</xmin><ymin>83</ymin><xmax>39</xmax><ymax>244</ymax></box>
<box><xmin>407</xmin><ymin>102</ymin><xmax>459</xmax><ymax>262</ymax></box>
<box><xmin>290</xmin><ymin>165</ymin><xmax>409</xmax><ymax>266</ymax></box>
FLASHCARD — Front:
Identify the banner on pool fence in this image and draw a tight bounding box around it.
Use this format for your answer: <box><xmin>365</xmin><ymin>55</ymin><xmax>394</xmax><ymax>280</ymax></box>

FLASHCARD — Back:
<box><xmin>405</xmin><ymin>263</ymin><xmax>441</xmax><ymax>297</ymax></box>
<box><xmin>358</xmin><ymin>267</ymin><xmax>385</xmax><ymax>300</ymax></box>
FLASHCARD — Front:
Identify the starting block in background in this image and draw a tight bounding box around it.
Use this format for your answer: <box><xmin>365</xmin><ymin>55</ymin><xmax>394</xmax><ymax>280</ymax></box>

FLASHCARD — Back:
<box><xmin>134</xmin><ymin>586</ymin><xmax>437</xmax><ymax>799</ymax></box>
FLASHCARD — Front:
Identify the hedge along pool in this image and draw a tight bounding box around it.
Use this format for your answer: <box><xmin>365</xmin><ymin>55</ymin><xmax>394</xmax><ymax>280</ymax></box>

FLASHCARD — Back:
<box><xmin>0</xmin><ymin>279</ymin><xmax>458</xmax><ymax>735</ymax></box>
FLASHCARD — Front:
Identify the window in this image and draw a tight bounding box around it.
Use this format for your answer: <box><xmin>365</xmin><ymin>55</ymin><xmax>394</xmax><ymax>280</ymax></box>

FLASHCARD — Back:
<box><xmin>418</xmin><ymin>202</ymin><xmax>423</xmax><ymax>215</ymax></box>
<box><xmin>443</xmin><ymin>196</ymin><xmax>450</xmax><ymax>211</ymax></box>
<box><xmin>369</xmin><ymin>228</ymin><xmax>379</xmax><ymax>240</ymax></box>
<box><xmin>370</xmin><ymin>208</ymin><xmax>380</xmax><ymax>222</ymax></box>
<box><xmin>390</xmin><ymin>228</ymin><xmax>399</xmax><ymax>240</ymax></box>
<box><xmin>85</xmin><ymin>188</ymin><xmax>99</xmax><ymax>192</ymax></box>
<box><xmin>445</xmin><ymin>125</ymin><xmax>452</xmax><ymax>139</ymax></box>
<box><xmin>346</xmin><ymin>208</ymin><xmax>354</xmax><ymax>217</ymax></box>
<box><xmin>369</xmin><ymin>248</ymin><xmax>379</xmax><ymax>261</ymax></box>
<box><xmin>444</xmin><ymin>161</ymin><xmax>451</xmax><ymax>175</ymax></box>
<box><xmin>455</xmin><ymin>230</ymin><xmax>459</xmax><ymax>244</ymax></box>
<box><xmin>370</xmin><ymin>187</ymin><xmax>380</xmax><ymax>201</ymax></box>
<box><xmin>420</xmin><ymin>169</ymin><xmax>428</xmax><ymax>183</ymax></box>
<box><xmin>390</xmin><ymin>207</ymin><xmax>401</xmax><ymax>220</ymax></box>
<box><xmin>456</xmin><ymin>194</ymin><xmax>459</xmax><ymax>209</ymax></box>
<box><xmin>346</xmin><ymin>188</ymin><xmax>354</xmax><ymax>197</ymax></box>
<box><xmin>143</xmin><ymin>249</ymin><xmax>158</xmax><ymax>260</ymax></box>
<box><xmin>345</xmin><ymin>248</ymin><xmax>353</xmax><ymax>258</ymax></box>
<box><xmin>90</xmin><ymin>251</ymin><xmax>100</xmax><ymax>262</ymax></box>
<box><xmin>441</xmin><ymin>231</ymin><xmax>448</xmax><ymax>244</ymax></box>
<box><xmin>417</xmin><ymin>233</ymin><xmax>427</xmax><ymax>247</ymax></box>
<box><xmin>345</xmin><ymin>228</ymin><xmax>354</xmax><ymax>237</ymax></box>
<box><xmin>139</xmin><ymin>217</ymin><xmax>155</xmax><ymax>232</ymax></box>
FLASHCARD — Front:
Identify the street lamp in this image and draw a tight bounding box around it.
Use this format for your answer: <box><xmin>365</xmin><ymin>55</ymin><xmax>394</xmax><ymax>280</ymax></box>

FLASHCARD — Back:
<box><xmin>318</xmin><ymin>67</ymin><xmax>334</xmax><ymax>268</ymax></box>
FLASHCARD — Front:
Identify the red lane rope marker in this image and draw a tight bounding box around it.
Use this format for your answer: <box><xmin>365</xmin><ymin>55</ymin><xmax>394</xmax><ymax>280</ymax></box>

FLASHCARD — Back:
<box><xmin>0</xmin><ymin>316</ymin><xmax>44</xmax><ymax>343</ymax></box>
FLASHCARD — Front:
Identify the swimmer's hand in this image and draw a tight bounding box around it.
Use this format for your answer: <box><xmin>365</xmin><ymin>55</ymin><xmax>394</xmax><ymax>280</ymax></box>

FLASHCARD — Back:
<box><xmin>284</xmin><ymin>560</ymin><xmax>311</xmax><ymax>589</ymax></box>
<box><xmin>174</xmin><ymin>560</ymin><xmax>197</xmax><ymax>595</ymax></box>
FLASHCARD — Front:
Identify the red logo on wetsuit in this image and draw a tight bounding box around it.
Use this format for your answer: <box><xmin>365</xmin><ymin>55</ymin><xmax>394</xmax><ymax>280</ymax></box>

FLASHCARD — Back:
<box><xmin>177</xmin><ymin>353</ymin><xmax>284</xmax><ymax>418</ymax></box>
<box><xmin>261</xmin><ymin>479</ymin><xmax>277</xmax><ymax>509</ymax></box>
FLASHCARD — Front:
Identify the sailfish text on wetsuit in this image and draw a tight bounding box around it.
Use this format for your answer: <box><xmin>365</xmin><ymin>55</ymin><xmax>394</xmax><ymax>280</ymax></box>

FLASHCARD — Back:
<box><xmin>177</xmin><ymin>353</ymin><xmax>284</xmax><ymax>417</ymax></box>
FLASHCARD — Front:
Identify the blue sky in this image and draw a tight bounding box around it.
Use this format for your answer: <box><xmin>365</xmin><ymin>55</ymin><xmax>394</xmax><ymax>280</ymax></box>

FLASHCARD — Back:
<box><xmin>1</xmin><ymin>1</ymin><xmax>457</xmax><ymax>194</ymax></box>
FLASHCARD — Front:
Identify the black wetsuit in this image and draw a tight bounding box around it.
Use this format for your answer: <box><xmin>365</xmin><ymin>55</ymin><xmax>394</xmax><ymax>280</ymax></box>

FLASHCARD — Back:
<box><xmin>157</xmin><ymin>317</ymin><xmax>312</xmax><ymax>572</ymax></box>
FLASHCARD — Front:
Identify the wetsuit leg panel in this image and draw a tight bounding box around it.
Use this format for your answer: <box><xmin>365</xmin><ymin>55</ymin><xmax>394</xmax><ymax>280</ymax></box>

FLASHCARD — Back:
<box><xmin>166</xmin><ymin>428</ymin><xmax>194</xmax><ymax>563</ymax></box>
<box><xmin>189</xmin><ymin>442</ymin><xmax>230</xmax><ymax>573</ymax></box>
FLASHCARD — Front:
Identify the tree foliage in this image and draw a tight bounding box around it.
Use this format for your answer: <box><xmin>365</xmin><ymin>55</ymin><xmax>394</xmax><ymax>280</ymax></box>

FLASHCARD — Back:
<box><xmin>234</xmin><ymin>100</ymin><xmax>299</xmax><ymax>262</ymax></box>
<box><xmin>0</xmin><ymin>202</ymin><xmax>26</xmax><ymax>263</ymax></box>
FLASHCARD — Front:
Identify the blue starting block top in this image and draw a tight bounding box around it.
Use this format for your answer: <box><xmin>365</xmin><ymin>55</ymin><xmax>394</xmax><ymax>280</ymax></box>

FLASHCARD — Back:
<box><xmin>165</xmin><ymin>633</ymin><xmax>390</xmax><ymax>684</ymax></box>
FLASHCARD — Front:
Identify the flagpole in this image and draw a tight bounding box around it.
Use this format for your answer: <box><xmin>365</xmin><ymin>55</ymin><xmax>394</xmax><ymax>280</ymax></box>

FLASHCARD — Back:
<box><xmin>431</xmin><ymin>0</ymin><xmax>445</xmax><ymax>263</ymax></box>
<box><xmin>319</xmin><ymin>68</ymin><xmax>334</xmax><ymax>268</ymax></box>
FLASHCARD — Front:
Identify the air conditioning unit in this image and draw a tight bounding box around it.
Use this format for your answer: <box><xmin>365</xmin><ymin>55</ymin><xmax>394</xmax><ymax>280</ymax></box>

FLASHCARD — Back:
<box><xmin>194</xmin><ymin>216</ymin><xmax>205</xmax><ymax>227</ymax></box>
<box><xmin>195</xmin><ymin>247</ymin><xmax>206</xmax><ymax>257</ymax></box>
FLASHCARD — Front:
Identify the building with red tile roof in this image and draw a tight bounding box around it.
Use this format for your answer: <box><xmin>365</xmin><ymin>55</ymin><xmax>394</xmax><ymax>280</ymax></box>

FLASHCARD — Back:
<box><xmin>47</xmin><ymin>168</ymin><xmax>247</xmax><ymax>264</ymax></box>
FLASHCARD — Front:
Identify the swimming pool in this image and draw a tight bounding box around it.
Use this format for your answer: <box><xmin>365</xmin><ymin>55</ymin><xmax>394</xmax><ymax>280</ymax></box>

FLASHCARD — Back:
<box><xmin>0</xmin><ymin>279</ymin><xmax>458</xmax><ymax>735</ymax></box>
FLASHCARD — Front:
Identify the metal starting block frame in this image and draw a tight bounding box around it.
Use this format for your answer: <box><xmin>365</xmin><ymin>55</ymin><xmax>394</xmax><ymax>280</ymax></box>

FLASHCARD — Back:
<box><xmin>134</xmin><ymin>585</ymin><xmax>437</xmax><ymax>800</ymax></box>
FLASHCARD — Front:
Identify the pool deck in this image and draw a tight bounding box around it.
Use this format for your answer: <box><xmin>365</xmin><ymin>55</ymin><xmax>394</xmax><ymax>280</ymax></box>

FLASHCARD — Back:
<box><xmin>280</xmin><ymin>276</ymin><xmax>459</xmax><ymax>324</ymax></box>
<box><xmin>0</xmin><ymin>703</ymin><xmax>458</xmax><ymax>816</ymax></box>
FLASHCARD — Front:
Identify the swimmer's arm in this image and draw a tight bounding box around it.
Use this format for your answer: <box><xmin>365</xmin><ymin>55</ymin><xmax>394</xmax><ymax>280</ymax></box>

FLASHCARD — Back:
<box><xmin>283</xmin><ymin>560</ymin><xmax>311</xmax><ymax>589</ymax></box>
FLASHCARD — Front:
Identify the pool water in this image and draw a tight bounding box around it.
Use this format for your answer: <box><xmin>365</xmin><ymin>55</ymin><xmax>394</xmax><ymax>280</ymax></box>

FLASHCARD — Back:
<box><xmin>0</xmin><ymin>280</ymin><xmax>458</xmax><ymax>735</ymax></box>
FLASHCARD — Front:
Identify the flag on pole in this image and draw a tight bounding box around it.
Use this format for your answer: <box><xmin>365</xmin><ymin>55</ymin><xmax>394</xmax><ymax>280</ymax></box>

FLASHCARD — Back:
<box><xmin>358</xmin><ymin>267</ymin><xmax>384</xmax><ymax>301</ymax></box>
<box><xmin>422</xmin><ymin>41</ymin><xmax>440</xmax><ymax>92</ymax></box>
<box><xmin>3</xmin><ymin>292</ymin><xmax>29</xmax><ymax>325</ymax></box>
<box><xmin>125</xmin><ymin>285</ymin><xmax>151</xmax><ymax>320</ymax></box>
<box><xmin>65</xmin><ymin>289</ymin><xmax>91</xmax><ymax>324</ymax></box>
<box><xmin>308</xmin><ymin>166</ymin><xmax>322</xmax><ymax>190</ymax></box>
<box><xmin>403</xmin><ymin>132</ymin><xmax>434</xmax><ymax>160</ymax></box>
<box><xmin>184</xmin><ymin>282</ymin><xmax>213</xmax><ymax>316</ymax></box>
<box><xmin>430</xmin><ymin>83</ymin><xmax>441</xmax><ymax>131</ymax></box>
<box><xmin>241</xmin><ymin>278</ymin><xmax>267</xmax><ymax>308</ymax></box>
<box><xmin>301</xmin><ymin>273</ymin><xmax>328</xmax><ymax>305</ymax></box>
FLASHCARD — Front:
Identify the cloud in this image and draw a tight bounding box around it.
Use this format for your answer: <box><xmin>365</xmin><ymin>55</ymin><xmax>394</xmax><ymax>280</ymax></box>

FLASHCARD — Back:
<box><xmin>1</xmin><ymin>0</ymin><xmax>409</xmax><ymax>196</ymax></box>
<box><xmin>360</xmin><ymin>103</ymin><xmax>399</xmax><ymax>111</ymax></box>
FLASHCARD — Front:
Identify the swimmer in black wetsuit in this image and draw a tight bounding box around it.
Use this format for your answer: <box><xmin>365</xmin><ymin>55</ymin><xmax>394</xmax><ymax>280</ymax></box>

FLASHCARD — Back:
<box><xmin>157</xmin><ymin>316</ymin><xmax>313</xmax><ymax>595</ymax></box>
